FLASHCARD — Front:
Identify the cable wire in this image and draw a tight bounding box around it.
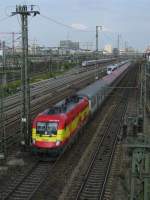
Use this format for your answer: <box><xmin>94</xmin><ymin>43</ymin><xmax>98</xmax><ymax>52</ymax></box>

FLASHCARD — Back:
<box><xmin>40</xmin><ymin>14</ymin><xmax>94</xmax><ymax>33</ymax></box>
<box><xmin>0</xmin><ymin>15</ymin><xmax>11</xmax><ymax>22</ymax></box>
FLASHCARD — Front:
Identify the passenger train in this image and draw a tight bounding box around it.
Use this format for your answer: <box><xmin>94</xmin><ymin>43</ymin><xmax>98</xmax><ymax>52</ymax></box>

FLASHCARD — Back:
<box><xmin>107</xmin><ymin>64</ymin><xmax>117</xmax><ymax>75</ymax></box>
<box><xmin>106</xmin><ymin>60</ymin><xmax>130</xmax><ymax>75</ymax></box>
<box><xmin>32</xmin><ymin>61</ymin><xmax>131</xmax><ymax>154</ymax></box>
<box><xmin>81</xmin><ymin>58</ymin><xmax>115</xmax><ymax>67</ymax></box>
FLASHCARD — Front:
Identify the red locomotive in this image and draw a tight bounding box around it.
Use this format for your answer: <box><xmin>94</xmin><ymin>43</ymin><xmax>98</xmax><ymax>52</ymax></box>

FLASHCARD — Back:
<box><xmin>32</xmin><ymin>95</ymin><xmax>90</xmax><ymax>154</ymax></box>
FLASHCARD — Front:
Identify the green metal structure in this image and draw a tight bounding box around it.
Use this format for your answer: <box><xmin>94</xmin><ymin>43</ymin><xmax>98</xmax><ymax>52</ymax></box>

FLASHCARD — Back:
<box><xmin>127</xmin><ymin>135</ymin><xmax>150</xmax><ymax>200</ymax></box>
<box><xmin>127</xmin><ymin>62</ymin><xmax>150</xmax><ymax>200</ymax></box>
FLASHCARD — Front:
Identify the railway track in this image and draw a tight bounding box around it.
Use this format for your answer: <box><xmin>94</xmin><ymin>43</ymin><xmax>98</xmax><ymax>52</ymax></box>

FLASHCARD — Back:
<box><xmin>103</xmin><ymin>66</ymin><xmax>139</xmax><ymax>200</ymax></box>
<box><xmin>73</xmin><ymin>67</ymin><xmax>138</xmax><ymax>200</ymax></box>
<box><xmin>57</xmin><ymin>64</ymin><xmax>138</xmax><ymax>200</ymax></box>
<box><xmin>3</xmin><ymin>64</ymin><xmax>106</xmax><ymax>114</ymax></box>
<box><xmin>1</xmin><ymin>65</ymin><xmax>104</xmax><ymax>121</ymax></box>
<box><xmin>0</xmin><ymin>63</ymin><xmax>137</xmax><ymax>200</ymax></box>
<box><xmin>0</xmin><ymin>64</ymin><xmax>108</xmax><ymax>150</ymax></box>
<box><xmin>74</xmin><ymin>93</ymin><xmax>128</xmax><ymax>200</ymax></box>
<box><xmin>2</xmin><ymin>162</ymin><xmax>50</xmax><ymax>200</ymax></box>
<box><xmin>2</xmin><ymin>59</ymin><xmax>116</xmax><ymax>120</ymax></box>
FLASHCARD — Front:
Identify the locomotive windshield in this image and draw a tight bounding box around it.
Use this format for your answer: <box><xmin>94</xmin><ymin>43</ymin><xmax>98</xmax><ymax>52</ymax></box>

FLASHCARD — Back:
<box><xmin>36</xmin><ymin>122</ymin><xmax>58</xmax><ymax>135</ymax></box>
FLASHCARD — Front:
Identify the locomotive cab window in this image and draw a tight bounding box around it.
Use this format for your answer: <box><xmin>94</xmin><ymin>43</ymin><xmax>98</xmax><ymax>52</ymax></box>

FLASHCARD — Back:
<box><xmin>47</xmin><ymin>122</ymin><xmax>58</xmax><ymax>135</ymax></box>
<box><xmin>36</xmin><ymin>122</ymin><xmax>58</xmax><ymax>135</ymax></box>
<box><xmin>36</xmin><ymin>122</ymin><xmax>46</xmax><ymax>134</ymax></box>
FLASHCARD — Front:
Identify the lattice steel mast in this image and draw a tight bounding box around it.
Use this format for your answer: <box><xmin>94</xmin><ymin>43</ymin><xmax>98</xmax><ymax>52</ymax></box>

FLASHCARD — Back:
<box><xmin>12</xmin><ymin>5</ymin><xmax>40</xmax><ymax>145</ymax></box>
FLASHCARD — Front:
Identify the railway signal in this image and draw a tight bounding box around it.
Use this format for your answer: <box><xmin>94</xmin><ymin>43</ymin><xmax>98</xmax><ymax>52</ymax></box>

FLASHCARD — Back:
<box><xmin>11</xmin><ymin>5</ymin><xmax>40</xmax><ymax>146</ymax></box>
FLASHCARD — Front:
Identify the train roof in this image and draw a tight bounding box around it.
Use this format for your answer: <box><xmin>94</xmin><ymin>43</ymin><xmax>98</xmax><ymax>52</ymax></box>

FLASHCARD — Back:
<box><xmin>107</xmin><ymin>64</ymin><xmax>115</xmax><ymax>69</ymax></box>
<box><xmin>77</xmin><ymin>79</ymin><xmax>106</xmax><ymax>98</ymax></box>
<box><xmin>103</xmin><ymin>62</ymin><xmax>130</xmax><ymax>84</ymax></box>
<box><xmin>42</xmin><ymin>95</ymin><xmax>87</xmax><ymax>115</ymax></box>
<box><xmin>77</xmin><ymin>62</ymin><xmax>130</xmax><ymax>98</ymax></box>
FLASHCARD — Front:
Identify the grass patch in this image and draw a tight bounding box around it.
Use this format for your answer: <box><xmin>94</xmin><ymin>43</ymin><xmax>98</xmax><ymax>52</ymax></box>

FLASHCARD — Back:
<box><xmin>2</xmin><ymin>69</ymin><xmax>70</xmax><ymax>96</ymax></box>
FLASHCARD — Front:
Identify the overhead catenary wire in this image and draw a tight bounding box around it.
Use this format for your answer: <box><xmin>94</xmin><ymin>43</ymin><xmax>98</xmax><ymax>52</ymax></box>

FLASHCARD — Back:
<box><xmin>40</xmin><ymin>13</ymin><xmax>94</xmax><ymax>33</ymax></box>
<box><xmin>102</xmin><ymin>32</ymin><xmax>114</xmax><ymax>43</ymax></box>
<box><xmin>2</xmin><ymin>5</ymin><xmax>130</xmax><ymax>50</ymax></box>
<box><xmin>0</xmin><ymin>15</ymin><xmax>11</xmax><ymax>22</ymax></box>
<box><xmin>0</xmin><ymin>11</ymin><xmax>116</xmax><ymax>41</ymax></box>
<box><xmin>27</xmin><ymin>13</ymin><xmax>119</xmax><ymax>51</ymax></box>
<box><xmin>1</xmin><ymin>7</ymin><xmax>129</xmax><ymax>51</ymax></box>
<box><xmin>40</xmin><ymin>13</ymin><xmax>117</xmax><ymax>44</ymax></box>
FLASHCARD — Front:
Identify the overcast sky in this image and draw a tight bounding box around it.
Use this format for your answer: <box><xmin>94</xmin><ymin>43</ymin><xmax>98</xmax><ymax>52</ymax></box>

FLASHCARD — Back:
<box><xmin>0</xmin><ymin>0</ymin><xmax>150</xmax><ymax>51</ymax></box>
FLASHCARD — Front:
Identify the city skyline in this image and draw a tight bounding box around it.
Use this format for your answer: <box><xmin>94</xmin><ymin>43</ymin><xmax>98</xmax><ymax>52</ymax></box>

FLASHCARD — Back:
<box><xmin>0</xmin><ymin>0</ymin><xmax>150</xmax><ymax>51</ymax></box>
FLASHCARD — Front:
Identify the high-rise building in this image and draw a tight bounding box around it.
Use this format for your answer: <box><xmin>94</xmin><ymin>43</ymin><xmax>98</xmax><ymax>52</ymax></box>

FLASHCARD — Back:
<box><xmin>104</xmin><ymin>44</ymin><xmax>112</xmax><ymax>54</ymax></box>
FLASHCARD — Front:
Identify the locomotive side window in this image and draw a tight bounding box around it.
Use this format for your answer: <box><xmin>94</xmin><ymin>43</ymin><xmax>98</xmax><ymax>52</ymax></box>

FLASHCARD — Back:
<box><xmin>91</xmin><ymin>96</ymin><xmax>97</xmax><ymax>108</ymax></box>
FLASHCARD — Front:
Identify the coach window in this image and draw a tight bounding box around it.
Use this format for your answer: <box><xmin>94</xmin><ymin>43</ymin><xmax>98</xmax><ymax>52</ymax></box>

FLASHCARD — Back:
<box><xmin>91</xmin><ymin>96</ymin><xmax>96</xmax><ymax>107</ymax></box>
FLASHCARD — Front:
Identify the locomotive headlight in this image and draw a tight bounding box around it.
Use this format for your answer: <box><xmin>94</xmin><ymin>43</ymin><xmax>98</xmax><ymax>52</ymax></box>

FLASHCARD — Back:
<box><xmin>56</xmin><ymin>141</ymin><xmax>61</xmax><ymax>146</ymax></box>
